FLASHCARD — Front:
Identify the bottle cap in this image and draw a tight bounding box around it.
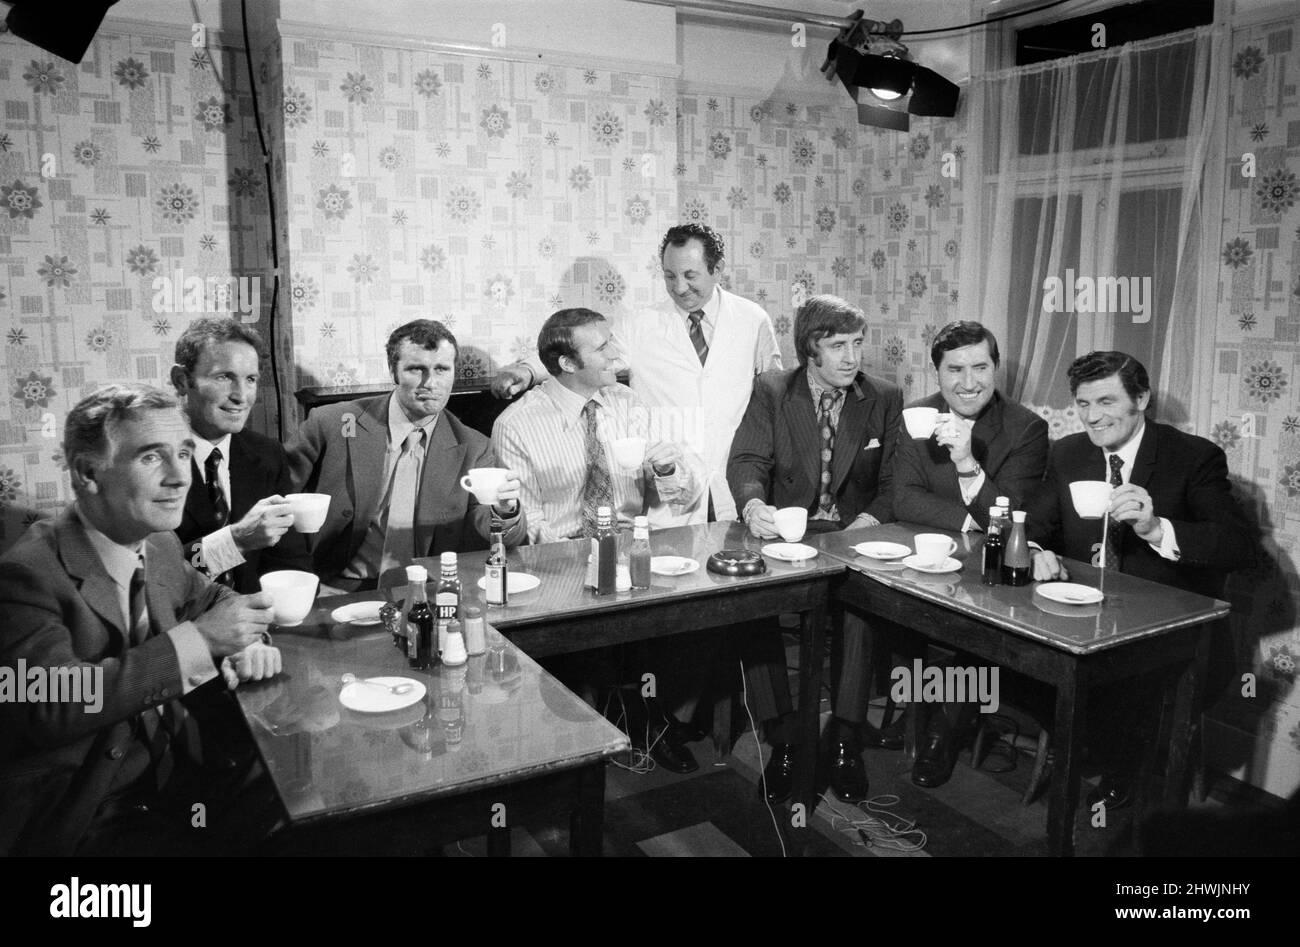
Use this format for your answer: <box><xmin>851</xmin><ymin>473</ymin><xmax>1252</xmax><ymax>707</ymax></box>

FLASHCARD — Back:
<box><xmin>1011</xmin><ymin>510</ymin><xmax>1026</xmax><ymax>522</ymax></box>
<box><xmin>634</xmin><ymin>515</ymin><xmax>649</xmax><ymax>528</ymax></box>
<box><xmin>988</xmin><ymin>506</ymin><xmax>1001</xmax><ymax>518</ymax></box>
<box><xmin>441</xmin><ymin>551</ymin><xmax>457</xmax><ymax>567</ymax></box>
<box><xmin>996</xmin><ymin>496</ymin><xmax>1010</xmax><ymax>507</ymax></box>
<box><xmin>597</xmin><ymin>505</ymin><xmax>612</xmax><ymax>517</ymax></box>
<box><xmin>464</xmin><ymin>605</ymin><xmax>482</xmax><ymax>619</ymax></box>
<box><xmin>405</xmin><ymin>564</ymin><xmax>428</xmax><ymax>582</ymax></box>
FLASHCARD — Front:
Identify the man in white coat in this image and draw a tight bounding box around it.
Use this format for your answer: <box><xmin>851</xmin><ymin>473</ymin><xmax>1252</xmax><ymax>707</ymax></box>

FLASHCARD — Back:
<box><xmin>492</xmin><ymin>223</ymin><xmax>782</xmax><ymax>524</ymax></box>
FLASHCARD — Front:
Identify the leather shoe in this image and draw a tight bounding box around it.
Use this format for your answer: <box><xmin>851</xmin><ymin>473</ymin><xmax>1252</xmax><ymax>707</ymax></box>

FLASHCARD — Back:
<box><xmin>912</xmin><ymin>728</ymin><xmax>958</xmax><ymax>788</ymax></box>
<box><xmin>826</xmin><ymin>740</ymin><xmax>869</xmax><ymax>803</ymax></box>
<box><xmin>761</xmin><ymin>743</ymin><xmax>796</xmax><ymax>804</ymax></box>
<box><xmin>647</xmin><ymin>727</ymin><xmax>699</xmax><ymax>774</ymax></box>
<box><xmin>860</xmin><ymin>719</ymin><xmax>904</xmax><ymax>751</ymax></box>
<box><xmin>1086</xmin><ymin>776</ymin><xmax>1131</xmax><ymax>812</ymax></box>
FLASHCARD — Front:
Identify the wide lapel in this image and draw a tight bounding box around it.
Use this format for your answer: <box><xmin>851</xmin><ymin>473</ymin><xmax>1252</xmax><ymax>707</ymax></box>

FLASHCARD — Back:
<box><xmin>415</xmin><ymin>412</ymin><xmax>467</xmax><ymax>557</ymax></box>
<box><xmin>143</xmin><ymin>534</ymin><xmax>183</xmax><ymax>641</ymax></box>
<box><xmin>348</xmin><ymin>397</ymin><xmax>390</xmax><ymax>544</ymax></box>
<box><xmin>654</xmin><ymin>300</ymin><xmax>704</xmax><ymax>378</ymax></box>
<box><xmin>227</xmin><ymin>431</ymin><xmax>260</xmax><ymax>521</ymax></box>
<box><xmin>180</xmin><ymin>456</ymin><xmax>213</xmax><ymax>537</ymax></box>
<box><xmin>972</xmin><ymin>393</ymin><xmax>1006</xmax><ymax>470</ymax></box>
<box><xmin>1128</xmin><ymin>419</ymin><xmax>1158</xmax><ymax>490</ymax></box>
<box><xmin>55</xmin><ymin>509</ymin><xmax>129</xmax><ymax>647</ymax></box>
<box><xmin>830</xmin><ymin>374</ymin><xmax>871</xmax><ymax>492</ymax></box>
<box><xmin>781</xmin><ymin>370</ymin><xmax>821</xmax><ymax>492</ymax></box>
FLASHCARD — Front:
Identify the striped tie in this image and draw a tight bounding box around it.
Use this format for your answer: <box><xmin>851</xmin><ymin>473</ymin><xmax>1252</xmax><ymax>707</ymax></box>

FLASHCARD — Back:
<box><xmin>687</xmin><ymin>310</ymin><xmax>709</xmax><ymax>366</ymax></box>
<box><xmin>580</xmin><ymin>400</ymin><xmax>614</xmax><ymax>537</ymax></box>
<box><xmin>1105</xmin><ymin>453</ymin><xmax>1124</xmax><ymax>571</ymax></box>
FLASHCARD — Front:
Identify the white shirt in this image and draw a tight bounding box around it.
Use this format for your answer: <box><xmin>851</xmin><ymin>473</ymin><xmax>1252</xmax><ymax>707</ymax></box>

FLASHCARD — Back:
<box><xmin>192</xmin><ymin>433</ymin><xmax>245</xmax><ymax>577</ymax></box>
<box><xmin>1104</xmin><ymin>422</ymin><xmax>1180</xmax><ymax>561</ymax></box>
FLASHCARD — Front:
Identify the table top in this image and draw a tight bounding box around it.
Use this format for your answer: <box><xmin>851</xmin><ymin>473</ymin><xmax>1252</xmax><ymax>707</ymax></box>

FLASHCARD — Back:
<box><xmin>809</xmin><ymin>522</ymin><xmax>1230</xmax><ymax>656</ymax></box>
<box><xmin>413</xmin><ymin>520</ymin><xmax>843</xmax><ymax>629</ymax></box>
<box><xmin>236</xmin><ymin>616</ymin><xmax>629</xmax><ymax>826</ymax></box>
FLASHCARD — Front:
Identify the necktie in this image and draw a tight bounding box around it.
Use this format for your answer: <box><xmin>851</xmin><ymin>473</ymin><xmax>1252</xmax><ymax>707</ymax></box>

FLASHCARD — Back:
<box><xmin>1105</xmin><ymin>453</ymin><xmax>1124</xmax><ymax>571</ymax></box>
<box><xmin>381</xmin><ymin>428</ymin><xmax>425</xmax><ymax>573</ymax></box>
<box><xmin>817</xmin><ymin>389</ymin><xmax>842</xmax><ymax>516</ymax></box>
<box><xmin>687</xmin><ymin>310</ymin><xmax>709</xmax><ymax>366</ymax></box>
<box><xmin>128</xmin><ymin>557</ymin><xmax>148</xmax><ymax>645</ymax></box>
<box><xmin>128</xmin><ymin>557</ymin><xmax>178</xmax><ymax>786</ymax></box>
<box><xmin>580</xmin><ymin>399</ymin><xmax>614</xmax><ymax>538</ymax></box>
<box><xmin>205</xmin><ymin>448</ymin><xmax>229</xmax><ymax>527</ymax></box>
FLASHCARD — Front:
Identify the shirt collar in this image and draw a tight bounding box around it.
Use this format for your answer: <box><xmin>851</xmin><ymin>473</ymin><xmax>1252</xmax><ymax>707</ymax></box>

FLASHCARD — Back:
<box><xmin>386</xmin><ymin>390</ymin><xmax>438</xmax><ymax>449</ymax></box>
<box><xmin>1105</xmin><ymin>420</ymin><xmax>1146</xmax><ymax>475</ymax></box>
<box><xmin>545</xmin><ymin>379</ymin><xmax>610</xmax><ymax>426</ymax></box>
<box><xmin>75</xmin><ymin>504</ymin><xmax>144</xmax><ymax>591</ymax></box>
<box><xmin>192</xmin><ymin>432</ymin><xmax>232</xmax><ymax>472</ymax></box>
<box><xmin>674</xmin><ymin>284</ymin><xmax>721</xmax><ymax>324</ymax></box>
<box><xmin>806</xmin><ymin>369</ymin><xmax>853</xmax><ymax>404</ymax></box>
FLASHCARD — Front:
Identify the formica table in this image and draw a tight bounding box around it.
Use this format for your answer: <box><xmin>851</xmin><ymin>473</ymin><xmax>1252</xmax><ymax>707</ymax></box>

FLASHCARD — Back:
<box><xmin>236</xmin><ymin>615</ymin><xmax>628</xmax><ymax>856</ymax></box>
<box><xmin>415</xmin><ymin>519</ymin><xmax>844</xmax><ymax>834</ymax></box>
<box><xmin>809</xmin><ymin>522</ymin><xmax>1231</xmax><ymax>857</ymax></box>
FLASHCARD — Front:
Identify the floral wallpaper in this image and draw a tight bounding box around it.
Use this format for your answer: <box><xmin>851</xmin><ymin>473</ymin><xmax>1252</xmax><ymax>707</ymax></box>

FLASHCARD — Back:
<box><xmin>674</xmin><ymin>90</ymin><xmax>965</xmax><ymax>384</ymax></box>
<box><xmin>1204</xmin><ymin>14</ymin><xmax>1300</xmax><ymax>774</ymax></box>
<box><xmin>277</xmin><ymin>37</ymin><xmax>678</xmax><ymax>396</ymax></box>
<box><xmin>0</xmin><ymin>27</ymin><xmax>274</xmax><ymax>546</ymax></box>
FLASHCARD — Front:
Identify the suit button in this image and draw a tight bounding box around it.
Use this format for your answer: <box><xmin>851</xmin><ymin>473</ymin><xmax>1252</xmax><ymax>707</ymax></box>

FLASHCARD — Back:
<box><xmin>160</xmin><ymin>687</ymin><xmax>171</xmax><ymax>698</ymax></box>
<box><xmin>107</xmin><ymin>747</ymin><xmax>124</xmax><ymax>760</ymax></box>
<box><xmin>342</xmin><ymin>509</ymin><xmax>353</xmax><ymax>520</ymax></box>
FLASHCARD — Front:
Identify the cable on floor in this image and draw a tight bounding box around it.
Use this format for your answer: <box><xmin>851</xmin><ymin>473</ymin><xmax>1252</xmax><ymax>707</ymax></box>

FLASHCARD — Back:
<box><xmin>818</xmin><ymin>792</ymin><xmax>928</xmax><ymax>854</ymax></box>
<box><xmin>741</xmin><ymin>658</ymin><xmax>786</xmax><ymax>858</ymax></box>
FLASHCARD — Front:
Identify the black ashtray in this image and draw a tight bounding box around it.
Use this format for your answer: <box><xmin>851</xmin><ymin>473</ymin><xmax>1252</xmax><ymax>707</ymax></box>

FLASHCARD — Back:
<box><xmin>706</xmin><ymin>549</ymin><xmax>766</xmax><ymax>576</ymax></box>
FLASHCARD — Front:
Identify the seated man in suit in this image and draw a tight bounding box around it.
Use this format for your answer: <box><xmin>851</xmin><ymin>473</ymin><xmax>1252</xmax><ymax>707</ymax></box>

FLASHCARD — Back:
<box><xmin>0</xmin><ymin>384</ymin><xmax>282</xmax><ymax>856</ymax></box>
<box><xmin>170</xmin><ymin>317</ymin><xmax>311</xmax><ymax>592</ymax></box>
<box><xmin>287</xmin><ymin>319</ymin><xmax>527</xmax><ymax>593</ymax></box>
<box><xmin>1029</xmin><ymin>351</ymin><xmax>1254</xmax><ymax>810</ymax></box>
<box><xmin>494</xmin><ymin>308</ymin><xmax>705</xmax><ymax>771</ymax></box>
<box><xmin>888</xmin><ymin>321</ymin><xmax>1048</xmax><ymax>787</ymax></box>
<box><xmin>728</xmin><ymin>294</ymin><xmax>901</xmax><ymax>803</ymax></box>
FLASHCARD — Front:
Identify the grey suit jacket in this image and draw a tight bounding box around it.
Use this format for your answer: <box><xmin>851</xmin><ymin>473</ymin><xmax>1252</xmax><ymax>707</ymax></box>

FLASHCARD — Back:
<box><xmin>286</xmin><ymin>394</ymin><xmax>527</xmax><ymax>585</ymax></box>
<box><xmin>0</xmin><ymin>507</ymin><xmax>232</xmax><ymax>855</ymax></box>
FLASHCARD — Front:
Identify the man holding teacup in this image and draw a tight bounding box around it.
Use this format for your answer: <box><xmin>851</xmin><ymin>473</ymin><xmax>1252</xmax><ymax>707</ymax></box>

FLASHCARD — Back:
<box><xmin>170</xmin><ymin>318</ymin><xmax>312</xmax><ymax>593</ymax></box>
<box><xmin>1028</xmin><ymin>351</ymin><xmax>1255</xmax><ymax>811</ymax></box>
<box><xmin>727</xmin><ymin>294</ymin><xmax>901</xmax><ymax>804</ymax></box>
<box><xmin>287</xmin><ymin>320</ymin><xmax>527</xmax><ymax>594</ymax></box>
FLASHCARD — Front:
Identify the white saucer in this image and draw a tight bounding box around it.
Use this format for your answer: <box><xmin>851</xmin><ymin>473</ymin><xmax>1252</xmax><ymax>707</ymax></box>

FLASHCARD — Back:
<box><xmin>852</xmin><ymin>541</ymin><xmax>912</xmax><ymax>560</ymax></box>
<box><xmin>761</xmin><ymin>542</ymin><xmax>819</xmax><ymax>562</ymax></box>
<box><xmin>1036</xmin><ymin>582</ymin><xmax>1104</xmax><ymax>605</ymax></box>
<box><xmin>338</xmin><ymin>676</ymin><xmax>426</xmax><ymax>713</ymax></box>
<box><xmin>650</xmin><ymin>556</ymin><xmax>699</xmax><ymax>576</ymax></box>
<box><xmin>329</xmin><ymin>601</ymin><xmax>385</xmax><ymax>626</ymax></box>
<box><xmin>901</xmin><ymin>554</ymin><xmax>961</xmax><ymax>574</ymax></box>
<box><xmin>475</xmin><ymin>572</ymin><xmax>541</xmax><ymax>594</ymax></box>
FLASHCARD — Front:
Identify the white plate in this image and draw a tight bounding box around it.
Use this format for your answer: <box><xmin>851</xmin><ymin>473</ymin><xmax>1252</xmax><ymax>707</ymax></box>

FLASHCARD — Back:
<box><xmin>1036</xmin><ymin>582</ymin><xmax>1104</xmax><ymax>605</ymax></box>
<box><xmin>650</xmin><ymin>556</ymin><xmax>699</xmax><ymax>576</ymax></box>
<box><xmin>761</xmin><ymin>542</ymin><xmax>819</xmax><ymax>562</ymax></box>
<box><xmin>901</xmin><ymin>554</ymin><xmax>962</xmax><ymax>574</ymax></box>
<box><xmin>329</xmin><ymin>601</ymin><xmax>385</xmax><ymax>626</ymax></box>
<box><xmin>852</xmin><ymin>541</ymin><xmax>912</xmax><ymax>560</ymax></box>
<box><xmin>475</xmin><ymin>572</ymin><xmax>541</xmax><ymax>594</ymax></box>
<box><xmin>338</xmin><ymin>676</ymin><xmax>426</xmax><ymax>713</ymax></box>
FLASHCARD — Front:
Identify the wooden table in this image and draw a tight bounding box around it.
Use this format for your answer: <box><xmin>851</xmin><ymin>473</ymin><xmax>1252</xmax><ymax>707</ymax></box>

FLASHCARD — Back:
<box><xmin>236</xmin><ymin>616</ymin><xmax>628</xmax><ymax>856</ymax></box>
<box><xmin>809</xmin><ymin>522</ymin><xmax>1230</xmax><ymax>857</ymax></box>
<box><xmin>416</xmin><ymin>519</ymin><xmax>844</xmax><ymax>832</ymax></box>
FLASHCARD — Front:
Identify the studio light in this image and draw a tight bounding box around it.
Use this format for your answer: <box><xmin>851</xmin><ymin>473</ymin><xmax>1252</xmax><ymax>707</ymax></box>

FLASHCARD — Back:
<box><xmin>4</xmin><ymin>0</ymin><xmax>121</xmax><ymax>64</ymax></box>
<box><xmin>820</xmin><ymin>11</ymin><xmax>961</xmax><ymax>131</ymax></box>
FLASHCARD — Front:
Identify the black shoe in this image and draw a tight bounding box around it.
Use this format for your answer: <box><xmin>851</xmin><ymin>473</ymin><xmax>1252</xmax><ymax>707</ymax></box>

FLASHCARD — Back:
<box><xmin>647</xmin><ymin>727</ymin><xmax>699</xmax><ymax>774</ymax></box>
<box><xmin>1086</xmin><ymin>776</ymin><xmax>1132</xmax><ymax>812</ymax></box>
<box><xmin>827</xmin><ymin>740</ymin><xmax>869</xmax><ymax>803</ymax></box>
<box><xmin>761</xmin><ymin>743</ymin><xmax>796</xmax><ymax>804</ymax></box>
<box><xmin>668</xmin><ymin>715</ymin><xmax>708</xmax><ymax>744</ymax></box>
<box><xmin>912</xmin><ymin>729</ymin><xmax>958</xmax><ymax>788</ymax></box>
<box><xmin>860</xmin><ymin>719</ymin><xmax>904</xmax><ymax>751</ymax></box>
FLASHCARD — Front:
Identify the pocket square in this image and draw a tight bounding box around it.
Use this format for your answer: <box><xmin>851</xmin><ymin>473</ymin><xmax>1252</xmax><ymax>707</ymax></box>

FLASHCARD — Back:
<box><xmin>865</xmin><ymin>438</ymin><xmax>881</xmax><ymax>450</ymax></box>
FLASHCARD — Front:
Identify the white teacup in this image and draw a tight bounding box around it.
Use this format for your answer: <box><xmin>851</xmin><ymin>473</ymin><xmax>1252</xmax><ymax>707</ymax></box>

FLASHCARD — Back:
<box><xmin>285</xmin><ymin>493</ymin><xmax>330</xmax><ymax>533</ymax></box>
<box><xmin>460</xmin><ymin>467</ymin><xmax>508</xmax><ymax>504</ymax></box>
<box><xmin>902</xmin><ymin>406</ymin><xmax>939</xmax><ymax>439</ymax></box>
<box><xmin>773</xmin><ymin>507</ymin><xmax>808</xmax><ymax>543</ymax></box>
<box><xmin>1069</xmin><ymin>480</ymin><xmax>1113</xmax><ymax>520</ymax></box>
<box><xmin>612</xmin><ymin>436</ymin><xmax>647</xmax><ymax>471</ymax></box>
<box><xmin>913</xmin><ymin>533</ymin><xmax>958</xmax><ymax>567</ymax></box>
<box><xmin>259</xmin><ymin>570</ymin><xmax>320</xmax><ymax>626</ymax></box>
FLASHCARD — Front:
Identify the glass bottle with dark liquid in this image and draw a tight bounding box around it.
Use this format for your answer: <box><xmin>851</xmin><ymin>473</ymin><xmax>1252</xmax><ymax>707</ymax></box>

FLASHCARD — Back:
<box><xmin>595</xmin><ymin>506</ymin><xmax>618</xmax><ymax>596</ymax></box>
<box><xmin>435</xmin><ymin>551</ymin><xmax>461</xmax><ymax>661</ymax></box>
<box><xmin>484</xmin><ymin>528</ymin><xmax>508</xmax><ymax>607</ymax></box>
<box><xmin>405</xmin><ymin>564</ymin><xmax>434</xmax><ymax>670</ymax></box>
<box><xmin>1001</xmin><ymin>510</ymin><xmax>1032</xmax><ymax>586</ymax></box>
<box><xmin>629</xmin><ymin>515</ymin><xmax>652</xmax><ymax>590</ymax></box>
<box><xmin>981</xmin><ymin>505</ymin><xmax>1003</xmax><ymax>585</ymax></box>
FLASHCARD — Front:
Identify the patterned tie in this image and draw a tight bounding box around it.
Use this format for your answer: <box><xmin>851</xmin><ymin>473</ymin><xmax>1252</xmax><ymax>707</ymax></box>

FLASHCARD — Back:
<box><xmin>687</xmin><ymin>310</ymin><xmax>710</xmax><ymax>366</ymax></box>
<box><xmin>381</xmin><ymin>428</ymin><xmax>425</xmax><ymax>573</ymax></box>
<box><xmin>205</xmin><ymin>448</ymin><xmax>229</xmax><ymax>527</ymax></box>
<box><xmin>580</xmin><ymin>399</ymin><xmax>614</xmax><ymax>537</ymax></box>
<box><xmin>817</xmin><ymin>389</ymin><xmax>842</xmax><ymax>516</ymax></box>
<box><xmin>129</xmin><ymin>556</ymin><xmax>178</xmax><ymax>785</ymax></box>
<box><xmin>128</xmin><ymin>556</ymin><xmax>148</xmax><ymax>645</ymax></box>
<box><xmin>1105</xmin><ymin>453</ymin><xmax>1124</xmax><ymax>571</ymax></box>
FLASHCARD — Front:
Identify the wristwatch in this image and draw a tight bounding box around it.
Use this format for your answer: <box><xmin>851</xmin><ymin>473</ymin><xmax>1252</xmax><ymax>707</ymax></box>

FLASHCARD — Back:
<box><xmin>957</xmin><ymin>463</ymin><xmax>981</xmax><ymax>479</ymax></box>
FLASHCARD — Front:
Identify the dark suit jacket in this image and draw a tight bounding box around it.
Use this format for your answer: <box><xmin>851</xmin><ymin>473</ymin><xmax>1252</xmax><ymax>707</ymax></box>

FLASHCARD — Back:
<box><xmin>893</xmin><ymin>391</ymin><xmax>1049</xmax><ymax>531</ymax></box>
<box><xmin>0</xmin><ymin>508</ymin><xmax>233</xmax><ymax>855</ymax></box>
<box><xmin>1026</xmin><ymin>420</ymin><xmax>1255</xmax><ymax>597</ymax></box>
<box><xmin>286</xmin><ymin>394</ymin><xmax>528</xmax><ymax>585</ymax></box>
<box><xmin>727</xmin><ymin>367</ymin><xmax>901</xmax><ymax>525</ymax></box>
<box><xmin>175</xmin><ymin>428</ymin><xmax>312</xmax><ymax>594</ymax></box>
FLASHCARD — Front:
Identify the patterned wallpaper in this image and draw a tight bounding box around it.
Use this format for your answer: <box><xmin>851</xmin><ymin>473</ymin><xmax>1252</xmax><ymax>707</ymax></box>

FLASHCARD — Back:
<box><xmin>0</xmin><ymin>28</ymin><xmax>274</xmax><ymax>547</ymax></box>
<box><xmin>1207</xmin><ymin>15</ymin><xmax>1300</xmax><ymax>753</ymax></box>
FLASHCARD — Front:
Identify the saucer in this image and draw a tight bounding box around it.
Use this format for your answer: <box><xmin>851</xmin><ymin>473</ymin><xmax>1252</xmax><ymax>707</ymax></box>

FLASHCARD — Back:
<box><xmin>338</xmin><ymin>676</ymin><xmax>426</xmax><ymax>713</ymax></box>
<box><xmin>329</xmin><ymin>601</ymin><xmax>385</xmax><ymax>626</ymax></box>
<box><xmin>901</xmin><ymin>554</ymin><xmax>961</xmax><ymax>574</ymax></box>
<box><xmin>761</xmin><ymin>542</ymin><xmax>819</xmax><ymax>562</ymax></box>
<box><xmin>650</xmin><ymin>556</ymin><xmax>699</xmax><ymax>576</ymax></box>
<box><xmin>475</xmin><ymin>572</ymin><xmax>541</xmax><ymax>594</ymax></box>
<box><xmin>852</xmin><ymin>541</ymin><xmax>912</xmax><ymax>560</ymax></box>
<box><xmin>1036</xmin><ymin>582</ymin><xmax>1104</xmax><ymax>605</ymax></box>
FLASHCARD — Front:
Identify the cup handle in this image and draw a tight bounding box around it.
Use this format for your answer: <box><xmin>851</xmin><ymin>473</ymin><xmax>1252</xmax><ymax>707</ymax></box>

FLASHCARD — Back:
<box><xmin>460</xmin><ymin>475</ymin><xmax>473</xmax><ymax>490</ymax></box>
<box><xmin>946</xmin><ymin>539</ymin><xmax>958</xmax><ymax>556</ymax></box>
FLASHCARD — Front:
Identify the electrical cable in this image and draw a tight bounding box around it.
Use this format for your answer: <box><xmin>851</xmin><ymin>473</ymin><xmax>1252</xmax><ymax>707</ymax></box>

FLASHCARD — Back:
<box><xmin>900</xmin><ymin>0</ymin><xmax>1079</xmax><ymax>36</ymax></box>
<box><xmin>741</xmin><ymin>658</ymin><xmax>787</xmax><ymax>858</ymax></box>
<box><xmin>239</xmin><ymin>0</ymin><xmax>286</xmax><ymax>443</ymax></box>
<box><xmin>818</xmin><ymin>792</ymin><xmax>928</xmax><ymax>853</ymax></box>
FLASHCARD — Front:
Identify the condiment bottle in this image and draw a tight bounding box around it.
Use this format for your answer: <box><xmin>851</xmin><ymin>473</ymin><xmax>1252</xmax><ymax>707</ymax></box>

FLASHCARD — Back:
<box><xmin>629</xmin><ymin>515</ymin><xmax>652</xmax><ymax>590</ymax></box>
